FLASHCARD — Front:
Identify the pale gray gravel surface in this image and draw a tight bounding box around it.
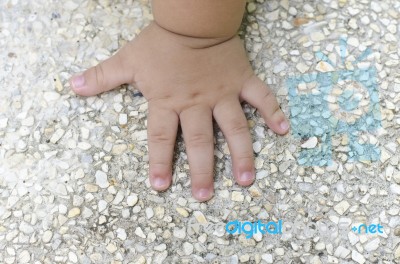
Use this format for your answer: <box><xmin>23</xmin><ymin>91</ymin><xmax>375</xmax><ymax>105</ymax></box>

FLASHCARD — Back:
<box><xmin>1</xmin><ymin>0</ymin><xmax>400</xmax><ymax>263</ymax></box>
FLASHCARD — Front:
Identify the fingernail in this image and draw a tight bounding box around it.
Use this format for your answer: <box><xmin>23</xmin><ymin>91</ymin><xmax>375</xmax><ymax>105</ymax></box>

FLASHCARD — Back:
<box><xmin>280</xmin><ymin>120</ymin><xmax>290</xmax><ymax>131</ymax></box>
<box><xmin>71</xmin><ymin>74</ymin><xmax>85</xmax><ymax>89</ymax></box>
<box><xmin>153</xmin><ymin>177</ymin><xmax>168</xmax><ymax>189</ymax></box>
<box><xmin>240</xmin><ymin>172</ymin><xmax>254</xmax><ymax>182</ymax></box>
<box><xmin>197</xmin><ymin>188</ymin><xmax>211</xmax><ymax>200</ymax></box>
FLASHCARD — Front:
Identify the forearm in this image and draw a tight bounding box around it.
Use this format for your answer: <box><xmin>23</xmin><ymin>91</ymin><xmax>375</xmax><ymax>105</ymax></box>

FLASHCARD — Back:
<box><xmin>152</xmin><ymin>0</ymin><xmax>246</xmax><ymax>39</ymax></box>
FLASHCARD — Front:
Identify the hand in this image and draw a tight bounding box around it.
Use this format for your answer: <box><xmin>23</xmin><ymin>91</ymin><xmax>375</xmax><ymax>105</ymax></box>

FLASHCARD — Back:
<box><xmin>70</xmin><ymin>22</ymin><xmax>289</xmax><ymax>201</ymax></box>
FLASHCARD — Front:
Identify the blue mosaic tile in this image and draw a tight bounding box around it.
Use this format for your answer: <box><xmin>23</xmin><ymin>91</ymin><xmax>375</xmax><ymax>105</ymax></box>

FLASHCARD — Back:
<box><xmin>286</xmin><ymin>38</ymin><xmax>382</xmax><ymax>166</ymax></box>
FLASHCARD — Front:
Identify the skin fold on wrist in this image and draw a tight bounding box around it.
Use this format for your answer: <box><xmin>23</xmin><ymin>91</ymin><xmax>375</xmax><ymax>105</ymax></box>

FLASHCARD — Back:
<box><xmin>151</xmin><ymin>0</ymin><xmax>246</xmax><ymax>40</ymax></box>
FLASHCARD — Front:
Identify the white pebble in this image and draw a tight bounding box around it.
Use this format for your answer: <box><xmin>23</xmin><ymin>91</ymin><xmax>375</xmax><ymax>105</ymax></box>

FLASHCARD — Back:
<box><xmin>127</xmin><ymin>194</ymin><xmax>138</xmax><ymax>206</ymax></box>
<box><xmin>18</xmin><ymin>250</ymin><xmax>31</xmax><ymax>263</ymax></box>
<box><xmin>95</xmin><ymin>170</ymin><xmax>109</xmax><ymax>188</ymax></box>
<box><xmin>68</xmin><ymin>252</ymin><xmax>78</xmax><ymax>263</ymax></box>
<box><xmin>116</xmin><ymin>228</ymin><xmax>127</xmax><ymax>240</ymax></box>
<box><xmin>182</xmin><ymin>242</ymin><xmax>194</xmax><ymax>256</ymax></box>
<box><xmin>42</xmin><ymin>230</ymin><xmax>53</xmax><ymax>243</ymax></box>
<box><xmin>98</xmin><ymin>200</ymin><xmax>108</xmax><ymax>212</ymax></box>
<box><xmin>113</xmin><ymin>190</ymin><xmax>125</xmax><ymax>205</ymax></box>
<box><xmin>351</xmin><ymin>250</ymin><xmax>366</xmax><ymax>264</ymax></box>
<box><xmin>334</xmin><ymin>200</ymin><xmax>350</xmax><ymax>215</ymax></box>
<box><xmin>50</xmin><ymin>128</ymin><xmax>65</xmax><ymax>144</ymax></box>
<box><xmin>135</xmin><ymin>227</ymin><xmax>146</xmax><ymax>238</ymax></box>
<box><xmin>364</xmin><ymin>238</ymin><xmax>380</xmax><ymax>252</ymax></box>
<box><xmin>119</xmin><ymin>113</ymin><xmax>128</xmax><ymax>125</ymax></box>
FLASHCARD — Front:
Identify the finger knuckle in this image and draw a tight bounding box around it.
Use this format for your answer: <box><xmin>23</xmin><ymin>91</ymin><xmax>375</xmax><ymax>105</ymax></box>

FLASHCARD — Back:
<box><xmin>192</xmin><ymin>170</ymin><xmax>212</xmax><ymax>178</ymax></box>
<box><xmin>226</xmin><ymin>119</ymin><xmax>248</xmax><ymax>137</ymax></box>
<box><xmin>262</xmin><ymin>89</ymin><xmax>273</xmax><ymax>101</ymax></box>
<box><xmin>235</xmin><ymin>154</ymin><xmax>254</xmax><ymax>162</ymax></box>
<box><xmin>186</xmin><ymin>132</ymin><xmax>212</xmax><ymax>147</ymax></box>
<box><xmin>148</xmin><ymin>130</ymin><xmax>174</xmax><ymax>145</ymax></box>
<box><xmin>94</xmin><ymin>64</ymin><xmax>106</xmax><ymax>90</ymax></box>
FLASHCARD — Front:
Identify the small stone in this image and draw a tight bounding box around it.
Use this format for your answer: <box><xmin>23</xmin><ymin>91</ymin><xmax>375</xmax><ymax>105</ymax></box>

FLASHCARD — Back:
<box><xmin>44</xmin><ymin>91</ymin><xmax>60</xmax><ymax>101</ymax></box>
<box><xmin>279</xmin><ymin>161</ymin><xmax>291</xmax><ymax>172</ymax></box>
<box><xmin>90</xmin><ymin>253</ymin><xmax>103</xmax><ymax>262</ymax></box>
<box><xmin>247</xmin><ymin>2</ymin><xmax>257</xmax><ymax>13</ymax></box>
<box><xmin>135</xmin><ymin>227</ymin><xmax>146</xmax><ymax>238</ymax></box>
<box><xmin>334</xmin><ymin>246</ymin><xmax>351</xmax><ymax>258</ymax></box>
<box><xmin>282</xmin><ymin>21</ymin><xmax>293</xmax><ymax>30</ymax></box>
<box><xmin>296</xmin><ymin>62</ymin><xmax>310</xmax><ymax>73</ymax></box>
<box><xmin>42</xmin><ymin>230</ymin><xmax>53</xmax><ymax>243</ymax></box>
<box><xmin>231</xmin><ymin>191</ymin><xmax>244</xmax><ymax>202</ymax></box>
<box><xmin>113</xmin><ymin>190</ymin><xmax>125</xmax><ymax>205</ymax></box>
<box><xmin>19</xmin><ymin>221</ymin><xmax>34</xmax><ymax>234</ymax></box>
<box><xmin>116</xmin><ymin>228</ymin><xmax>127</xmax><ymax>240</ymax></box>
<box><xmin>248</xmin><ymin>186</ymin><xmax>262</xmax><ymax>197</ymax></box>
<box><xmin>395</xmin><ymin>244</ymin><xmax>400</xmax><ymax>258</ymax></box>
<box><xmin>270</xmin><ymin>163</ymin><xmax>278</xmax><ymax>173</ymax></box>
<box><xmin>315</xmin><ymin>242</ymin><xmax>325</xmax><ymax>251</ymax></box>
<box><xmin>275</xmin><ymin>248</ymin><xmax>285</xmax><ymax>256</ymax></box>
<box><xmin>173</xmin><ymin>227</ymin><xmax>186</xmax><ymax>239</ymax></box>
<box><xmin>301</xmin><ymin>137</ymin><xmax>318</xmax><ymax>148</ymax></box>
<box><xmin>360</xmin><ymin>16</ymin><xmax>370</xmax><ymax>25</ymax></box>
<box><xmin>348</xmin><ymin>232</ymin><xmax>359</xmax><ymax>245</ymax></box>
<box><xmin>394</xmin><ymin>172</ymin><xmax>400</xmax><ymax>185</ymax></box>
<box><xmin>240</xmin><ymin>254</ymin><xmax>250</xmax><ymax>262</ymax></box>
<box><xmin>119</xmin><ymin>114</ymin><xmax>128</xmax><ymax>125</ymax></box>
<box><xmin>106</xmin><ymin>243</ymin><xmax>118</xmax><ymax>253</ymax></box>
<box><xmin>193</xmin><ymin>211</ymin><xmax>207</xmax><ymax>224</ymax></box>
<box><xmin>77</xmin><ymin>142</ymin><xmax>91</xmax><ymax>150</ymax></box>
<box><xmin>127</xmin><ymin>194</ymin><xmax>138</xmax><ymax>206</ymax></box>
<box><xmin>68</xmin><ymin>252</ymin><xmax>78</xmax><ymax>263</ymax></box>
<box><xmin>21</xmin><ymin>116</ymin><xmax>34</xmax><ymax>126</ymax></box>
<box><xmin>0</xmin><ymin>118</ymin><xmax>8</xmax><ymax>128</ymax></box>
<box><xmin>293</xmin><ymin>17</ymin><xmax>309</xmax><ymax>27</ymax></box>
<box><xmin>75</xmin><ymin>169</ymin><xmax>85</xmax><ymax>179</ymax></box>
<box><xmin>85</xmin><ymin>184</ymin><xmax>98</xmax><ymax>192</ymax></box>
<box><xmin>334</xmin><ymin>200</ymin><xmax>350</xmax><ymax>215</ymax></box>
<box><xmin>310</xmin><ymin>32</ymin><xmax>325</xmax><ymax>42</ymax></box>
<box><xmin>261</xmin><ymin>253</ymin><xmax>273</xmax><ymax>263</ymax></box>
<box><xmin>289</xmin><ymin>6</ymin><xmax>298</xmax><ymax>16</ymax></box>
<box><xmin>253</xmin><ymin>142</ymin><xmax>262</xmax><ymax>153</ymax></box>
<box><xmin>176</xmin><ymin>207</ymin><xmax>189</xmax><ymax>217</ymax></box>
<box><xmin>273</xmin><ymin>61</ymin><xmax>287</xmax><ymax>73</ymax></box>
<box><xmin>364</xmin><ymin>238</ymin><xmax>380</xmax><ymax>252</ymax></box>
<box><xmin>316</xmin><ymin>61</ymin><xmax>335</xmax><ymax>72</ymax></box>
<box><xmin>95</xmin><ymin>170</ymin><xmax>109</xmax><ymax>188</ymax></box>
<box><xmin>146</xmin><ymin>208</ymin><xmax>154</xmax><ymax>219</ymax></box>
<box><xmin>98</xmin><ymin>200</ymin><xmax>107</xmax><ymax>212</ymax></box>
<box><xmin>351</xmin><ymin>250</ymin><xmax>366</xmax><ymax>264</ymax></box>
<box><xmin>73</xmin><ymin>195</ymin><xmax>84</xmax><ymax>207</ymax></box>
<box><xmin>67</xmin><ymin>207</ymin><xmax>81</xmax><ymax>218</ymax></box>
<box><xmin>380</xmin><ymin>148</ymin><xmax>391</xmax><ymax>163</ymax></box>
<box><xmin>18</xmin><ymin>250</ymin><xmax>31</xmax><ymax>263</ymax></box>
<box><xmin>390</xmin><ymin>184</ymin><xmax>400</xmax><ymax>195</ymax></box>
<box><xmin>371</xmin><ymin>1</ymin><xmax>382</xmax><ymax>13</ymax></box>
<box><xmin>50</xmin><ymin>128</ymin><xmax>65</xmax><ymax>143</ymax></box>
<box><xmin>112</xmin><ymin>144</ymin><xmax>127</xmax><ymax>155</ymax></box>
<box><xmin>182</xmin><ymin>242</ymin><xmax>194</xmax><ymax>256</ymax></box>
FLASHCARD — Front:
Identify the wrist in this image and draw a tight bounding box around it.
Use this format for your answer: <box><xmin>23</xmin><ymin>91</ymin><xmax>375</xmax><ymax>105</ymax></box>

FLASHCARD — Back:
<box><xmin>152</xmin><ymin>0</ymin><xmax>246</xmax><ymax>39</ymax></box>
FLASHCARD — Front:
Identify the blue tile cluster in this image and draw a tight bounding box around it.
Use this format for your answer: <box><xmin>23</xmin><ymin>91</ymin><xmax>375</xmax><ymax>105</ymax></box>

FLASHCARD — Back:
<box><xmin>286</xmin><ymin>39</ymin><xmax>381</xmax><ymax>166</ymax></box>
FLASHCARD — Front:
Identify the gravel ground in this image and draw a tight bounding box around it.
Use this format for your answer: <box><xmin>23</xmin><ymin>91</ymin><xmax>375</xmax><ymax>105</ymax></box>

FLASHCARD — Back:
<box><xmin>1</xmin><ymin>0</ymin><xmax>400</xmax><ymax>263</ymax></box>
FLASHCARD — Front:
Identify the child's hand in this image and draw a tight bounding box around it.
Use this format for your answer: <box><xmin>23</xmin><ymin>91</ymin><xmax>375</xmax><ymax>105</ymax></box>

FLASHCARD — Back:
<box><xmin>70</xmin><ymin>22</ymin><xmax>289</xmax><ymax>201</ymax></box>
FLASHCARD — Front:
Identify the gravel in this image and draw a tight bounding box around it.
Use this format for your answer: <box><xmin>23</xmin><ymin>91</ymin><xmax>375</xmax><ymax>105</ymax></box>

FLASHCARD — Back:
<box><xmin>1</xmin><ymin>0</ymin><xmax>399</xmax><ymax>263</ymax></box>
